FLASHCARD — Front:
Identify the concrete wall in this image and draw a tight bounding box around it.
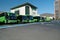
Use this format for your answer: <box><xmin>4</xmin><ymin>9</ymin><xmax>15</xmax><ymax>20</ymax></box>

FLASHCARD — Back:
<box><xmin>29</xmin><ymin>6</ymin><xmax>40</xmax><ymax>16</ymax></box>
<box><xmin>10</xmin><ymin>6</ymin><xmax>25</xmax><ymax>15</ymax></box>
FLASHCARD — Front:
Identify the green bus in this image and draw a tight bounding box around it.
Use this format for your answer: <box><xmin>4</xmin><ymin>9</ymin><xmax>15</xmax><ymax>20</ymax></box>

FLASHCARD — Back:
<box><xmin>33</xmin><ymin>16</ymin><xmax>40</xmax><ymax>22</ymax></box>
<box><xmin>40</xmin><ymin>17</ymin><xmax>45</xmax><ymax>22</ymax></box>
<box><xmin>0</xmin><ymin>12</ymin><xmax>17</xmax><ymax>24</ymax></box>
<box><xmin>17</xmin><ymin>15</ymin><xmax>33</xmax><ymax>23</ymax></box>
<box><xmin>40</xmin><ymin>17</ymin><xmax>52</xmax><ymax>22</ymax></box>
<box><xmin>45</xmin><ymin>17</ymin><xmax>51</xmax><ymax>22</ymax></box>
<box><xmin>27</xmin><ymin>16</ymin><xmax>33</xmax><ymax>23</ymax></box>
<box><xmin>17</xmin><ymin>15</ymin><xmax>27</xmax><ymax>23</ymax></box>
<box><xmin>33</xmin><ymin>16</ymin><xmax>46</xmax><ymax>22</ymax></box>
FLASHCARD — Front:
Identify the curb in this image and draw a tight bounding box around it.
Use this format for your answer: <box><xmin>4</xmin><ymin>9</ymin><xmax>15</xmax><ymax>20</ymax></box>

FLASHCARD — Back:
<box><xmin>0</xmin><ymin>22</ymin><xmax>40</xmax><ymax>29</ymax></box>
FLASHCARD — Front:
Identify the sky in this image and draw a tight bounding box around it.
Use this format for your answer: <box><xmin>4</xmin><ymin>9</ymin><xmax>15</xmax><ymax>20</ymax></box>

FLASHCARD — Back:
<box><xmin>0</xmin><ymin>0</ymin><xmax>54</xmax><ymax>14</ymax></box>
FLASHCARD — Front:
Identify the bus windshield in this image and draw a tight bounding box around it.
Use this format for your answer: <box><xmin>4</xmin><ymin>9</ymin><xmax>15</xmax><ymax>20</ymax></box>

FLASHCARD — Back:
<box><xmin>33</xmin><ymin>16</ymin><xmax>40</xmax><ymax>19</ymax></box>
<box><xmin>27</xmin><ymin>16</ymin><xmax>33</xmax><ymax>20</ymax></box>
<box><xmin>22</xmin><ymin>16</ymin><xmax>27</xmax><ymax>20</ymax></box>
<box><xmin>0</xmin><ymin>13</ymin><xmax>4</xmax><ymax>17</ymax></box>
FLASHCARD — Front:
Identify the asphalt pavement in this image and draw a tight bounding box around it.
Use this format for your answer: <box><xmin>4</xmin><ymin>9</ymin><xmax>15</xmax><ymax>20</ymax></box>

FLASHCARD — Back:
<box><xmin>0</xmin><ymin>22</ymin><xmax>60</xmax><ymax>40</ymax></box>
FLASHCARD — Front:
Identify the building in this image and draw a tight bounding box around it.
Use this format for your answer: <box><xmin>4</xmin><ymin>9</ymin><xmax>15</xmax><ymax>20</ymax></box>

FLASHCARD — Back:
<box><xmin>40</xmin><ymin>13</ymin><xmax>54</xmax><ymax>20</ymax></box>
<box><xmin>10</xmin><ymin>2</ymin><xmax>40</xmax><ymax>16</ymax></box>
<box><xmin>40</xmin><ymin>13</ymin><xmax>54</xmax><ymax>17</ymax></box>
<box><xmin>54</xmin><ymin>0</ymin><xmax>60</xmax><ymax>20</ymax></box>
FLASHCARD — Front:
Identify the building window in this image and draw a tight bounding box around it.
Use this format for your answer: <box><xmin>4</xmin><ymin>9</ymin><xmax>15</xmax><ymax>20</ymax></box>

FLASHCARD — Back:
<box><xmin>25</xmin><ymin>6</ymin><xmax>30</xmax><ymax>15</ymax></box>
<box><xmin>32</xmin><ymin>7</ymin><xmax>36</xmax><ymax>11</ymax></box>
<box><xmin>55</xmin><ymin>1</ymin><xmax>58</xmax><ymax>4</ymax></box>
<box><xmin>55</xmin><ymin>10</ymin><xmax>59</xmax><ymax>16</ymax></box>
<box><xmin>33</xmin><ymin>12</ymin><xmax>36</xmax><ymax>15</ymax></box>
<box><xmin>15</xmin><ymin>10</ymin><xmax>19</xmax><ymax>15</ymax></box>
<box><xmin>55</xmin><ymin>4</ymin><xmax>59</xmax><ymax>10</ymax></box>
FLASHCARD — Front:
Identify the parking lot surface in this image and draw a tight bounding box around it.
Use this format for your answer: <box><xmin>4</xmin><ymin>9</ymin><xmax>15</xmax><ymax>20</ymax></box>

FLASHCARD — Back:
<box><xmin>0</xmin><ymin>22</ymin><xmax>60</xmax><ymax>40</ymax></box>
